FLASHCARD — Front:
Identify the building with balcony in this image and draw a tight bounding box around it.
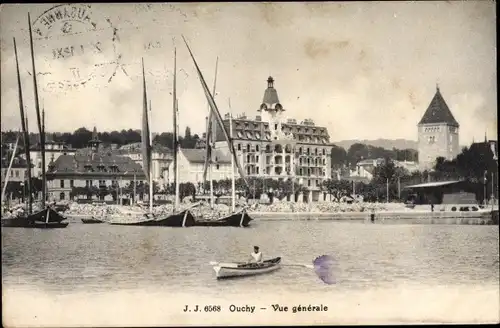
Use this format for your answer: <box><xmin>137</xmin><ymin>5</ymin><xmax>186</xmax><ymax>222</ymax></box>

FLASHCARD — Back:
<box><xmin>46</xmin><ymin>134</ymin><xmax>146</xmax><ymax>202</ymax></box>
<box><xmin>213</xmin><ymin>76</ymin><xmax>333</xmax><ymax>202</ymax></box>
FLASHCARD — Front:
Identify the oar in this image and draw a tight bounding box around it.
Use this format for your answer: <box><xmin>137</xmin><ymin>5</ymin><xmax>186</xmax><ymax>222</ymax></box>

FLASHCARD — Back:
<box><xmin>282</xmin><ymin>263</ymin><xmax>314</xmax><ymax>269</ymax></box>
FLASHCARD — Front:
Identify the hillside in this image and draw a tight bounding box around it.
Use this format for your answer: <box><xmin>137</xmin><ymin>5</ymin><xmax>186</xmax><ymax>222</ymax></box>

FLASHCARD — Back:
<box><xmin>331</xmin><ymin>139</ymin><xmax>418</xmax><ymax>151</ymax></box>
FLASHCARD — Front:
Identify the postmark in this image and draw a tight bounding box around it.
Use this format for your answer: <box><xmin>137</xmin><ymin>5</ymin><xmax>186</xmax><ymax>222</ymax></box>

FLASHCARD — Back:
<box><xmin>32</xmin><ymin>4</ymin><xmax>122</xmax><ymax>92</ymax></box>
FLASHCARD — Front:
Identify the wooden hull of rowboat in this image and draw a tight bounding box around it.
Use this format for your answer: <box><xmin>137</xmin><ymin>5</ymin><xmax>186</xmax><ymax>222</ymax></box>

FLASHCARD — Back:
<box><xmin>213</xmin><ymin>257</ymin><xmax>281</xmax><ymax>279</ymax></box>
<box><xmin>81</xmin><ymin>218</ymin><xmax>105</xmax><ymax>224</ymax></box>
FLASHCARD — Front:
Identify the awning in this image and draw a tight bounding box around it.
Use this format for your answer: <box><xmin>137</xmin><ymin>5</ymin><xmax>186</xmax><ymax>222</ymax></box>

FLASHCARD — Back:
<box><xmin>404</xmin><ymin>180</ymin><xmax>463</xmax><ymax>189</ymax></box>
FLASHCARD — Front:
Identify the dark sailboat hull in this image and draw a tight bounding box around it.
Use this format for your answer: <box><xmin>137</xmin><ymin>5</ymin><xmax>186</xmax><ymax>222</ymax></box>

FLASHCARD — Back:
<box><xmin>1</xmin><ymin>215</ymin><xmax>69</xmax><ymax>229</ymax></box>
<box><xmin>195</xmin><ymin>210</ymin><xmax>253</xmax><ymax>227</ymax></box>
<box><xmin>82</xmin><ymin>218</ymin><xmax>105</xmax><ymax>224</ymax></box>
<box><xmin>110</xmin><ymin>210</ymin><xmax>195</xmax><ymax>227</ymax></box>
<box><xmin>28</xmin><ymin>208</ymin><xmax>67</xmax><ymax>223</ymax></box>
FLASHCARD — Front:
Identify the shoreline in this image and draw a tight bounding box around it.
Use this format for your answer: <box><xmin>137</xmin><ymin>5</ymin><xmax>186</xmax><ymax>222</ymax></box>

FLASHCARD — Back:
<box><xmin>59</xmin><ymin>209</ymin><xmax>499</xmax><ymax>225</ymax></box>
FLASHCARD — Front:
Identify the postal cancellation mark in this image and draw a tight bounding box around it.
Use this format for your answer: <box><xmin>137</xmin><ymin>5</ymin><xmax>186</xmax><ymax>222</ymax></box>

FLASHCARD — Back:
<box><xmin>32</xmin><ymin>4</ymin><xmax>121</xmax><ymax>91</ymax></box>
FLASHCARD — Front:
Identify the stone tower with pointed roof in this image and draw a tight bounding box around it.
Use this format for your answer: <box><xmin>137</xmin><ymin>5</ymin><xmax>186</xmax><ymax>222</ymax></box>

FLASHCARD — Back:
<box><xmin>417</xmin><ymin>85</ymin><xmax>460</xmax><ymax>170</ymax></box>
<box><xmin>258</xmin><ymin>76</ymin><xmax>286</xmax><ymax>141</ymax></box>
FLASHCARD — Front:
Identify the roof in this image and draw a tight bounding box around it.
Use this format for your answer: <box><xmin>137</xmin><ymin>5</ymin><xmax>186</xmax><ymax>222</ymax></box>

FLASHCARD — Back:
<box><xmin>120</xmin><ymin>142</ymin><xmax>171</xmax><ymax>154</ymax></box>
<box><xmin>181</xmin><ymin>148</ymin><xmax>231</xmax><ymax>164</ymax></box>
<box><xmin>47</xmin><ymin>152</ymin><xmax>145</xmax><ymax>178</ymax></box>
<box><xmin>260</xmin><ymin>76</ymin><xmax>283</xmax><ymax>111</ymax></box>
<box><xmin>404</xmin><ymin>180</ymin><xmax>462</xmax><ymax>189</ymax></box>
<box><xmin>357</xmin><ymin>158</ymin><xmax>385</xmax><ymax>166</ymax></box>
<box><xmin>214</xmin><ymin>118</ymin><xmax>331</xmax><ymax>144</ymax></box>
<box><xmin>418</xmin><ymin>87</ymin><xmax>459</xmax><ymax>126</ymax></box>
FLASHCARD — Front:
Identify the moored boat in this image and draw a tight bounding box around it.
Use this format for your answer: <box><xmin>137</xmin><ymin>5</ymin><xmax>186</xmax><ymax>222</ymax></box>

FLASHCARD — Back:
<box><xmin>2</xmin><ymin>207</ymin><xmax>68</xmax><ymax>228</ymax></box>
<box><xmin>81</xmin><ymin>217</ymin><xmax>105</xmax><ymax>224</ymax></box>
<box><xmin>195</xmin><ymin>209</ymin><xmax>253</xmax><ymax>227</ymax></box>
<box><xmin>110</xmin><ymin>209</ymin><xmax>195</xmax><ymax>227</ymax></box>
<box><xmin>213</xmin><ymin>257</ymin><xmax>281</xmax><ymax>279</ymax></box>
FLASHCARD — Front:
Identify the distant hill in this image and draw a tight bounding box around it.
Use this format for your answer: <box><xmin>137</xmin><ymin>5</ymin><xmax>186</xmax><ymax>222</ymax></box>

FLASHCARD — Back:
<box><xmin>331</xmin><ymin>139</ymin><xmax>418</xmax><ymax>151</ymax></box>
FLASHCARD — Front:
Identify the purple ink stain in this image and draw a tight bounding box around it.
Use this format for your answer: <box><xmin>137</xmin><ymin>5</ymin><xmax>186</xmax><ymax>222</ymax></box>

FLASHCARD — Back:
<box><xmin>313</xmin><ymin>255</ymin><xmax>337</xmax><ymax>285</ymax></box>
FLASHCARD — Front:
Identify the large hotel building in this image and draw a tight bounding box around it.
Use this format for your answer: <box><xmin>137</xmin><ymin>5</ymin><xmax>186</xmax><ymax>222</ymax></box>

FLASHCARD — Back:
<box><xmin>214</xmin><ymin>77</ymin><xmax>333</xmax><ymax>202</ymax></box>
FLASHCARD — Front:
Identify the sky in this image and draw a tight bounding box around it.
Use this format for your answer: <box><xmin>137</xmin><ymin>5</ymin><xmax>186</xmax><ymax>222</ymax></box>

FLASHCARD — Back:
<box><xmin>0</xmin><ymin>2</ymin><xmax>497</xmax><ymax>144</ymax></box>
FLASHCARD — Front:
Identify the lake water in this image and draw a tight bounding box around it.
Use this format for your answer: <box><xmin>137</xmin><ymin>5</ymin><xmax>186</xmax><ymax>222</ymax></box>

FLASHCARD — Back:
<box><xmin>2</xmin><ymin>221</ymin><xmax>499</xmax><ymax>326</ymax></box>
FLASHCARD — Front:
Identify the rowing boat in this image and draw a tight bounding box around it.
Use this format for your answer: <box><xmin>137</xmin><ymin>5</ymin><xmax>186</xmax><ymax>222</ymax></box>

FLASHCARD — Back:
<box><xmin>81</xmin><ymin>217</ymin><xmax>105</xmax><ymax>224</ymax></box>
<box><xmin>213</xmin><ymin>257</ymin><xmax>281</xmax><ymax>279</ymax></box>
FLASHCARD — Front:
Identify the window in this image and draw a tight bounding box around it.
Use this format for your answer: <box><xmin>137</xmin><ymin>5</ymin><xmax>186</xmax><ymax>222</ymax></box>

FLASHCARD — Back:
<box><xmin>38</xmin><ymin>162</ymin><xmax>42</xmax><ymax>168</ymax></box>
<box><xmin>274</xmin><ymin>123</ymin><xmax>278</xmax><ymax>130</ymax></box>
<box><xmin>15</xmin><ymin>171</ymin><xmax>19</xmax><ymax>177</ymax></box>
<box><xmin>59</xmin><ymin>192</ymin><xmax>65</xmax><ymax>200</ymax></box>
<box><xmin>60</xmin><ymin>180</ymin><xmax>65</xmax><ymax>188</ymax></box>
<box><xmin>308</xmin><ymin>180</ymin><xmax>311</xmax><ymax>186</ymax></box>
<box><xmin>216</xmin><ymin>164</ymin><xmax>220</xmax><ymax>170</ymax></box>
<box><xmin>256</xmin><ymin>167</ymin><xmax>259</xmax><ymax>174</ymax></box>
<box><xmin>247</xmin><ymin>144</ymin><xmax>250</xmax><ymax>152</ymax></box>
<box><xmin>256</xmin><ymin>145</ymin><xmax>259</xmax><ymax>152</ymax></box>
<box><xmin>237</xmin><ymin>144</ymin><xmax>241</xmax><ymax>151</ymax></box>
<box><xmin>322</xmin><ymin>149</ymin><xmax>325</xmax><ymax>155</ymax></box>
<box><xmin>256</xmin><ymin>155</ymin><xmax>259</xmax><ymax>162</ymax></box>
<box><xmin>70</xmin><ymin>180</ymin><xmax>74</xmax><ymax>188</ymax></box>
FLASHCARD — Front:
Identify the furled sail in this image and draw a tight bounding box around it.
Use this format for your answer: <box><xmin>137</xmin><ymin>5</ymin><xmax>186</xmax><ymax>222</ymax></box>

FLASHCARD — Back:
<box><xmin>141</xmin><ymin>58</ymin><xmax>152</xmax><ymax>182</ymax></box>
<box><xmin>202</xmin><ymin>57</ymin><xmax>219</xmax><ymax>183</ymax></box>
<box><xmin>182</xmin><ymin>36</ymin><xmax>249</xmax><ymax>188</ymax></box>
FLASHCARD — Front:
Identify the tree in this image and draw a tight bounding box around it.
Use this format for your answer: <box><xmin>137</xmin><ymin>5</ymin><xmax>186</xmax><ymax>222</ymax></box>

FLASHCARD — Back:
<box><xmin>330</xmin><ymin>145</ymin><xmax>347</xmax><ymax>169</ymax></box>
<box><xmin>373</xmin><ymin>158</ymin><xmax>396</xmax><ymax>183</ymax></box>
<box><xmin>322</xmin><ymin>179</ymin><xmax>352</xmax><ymax>201</ymax></box>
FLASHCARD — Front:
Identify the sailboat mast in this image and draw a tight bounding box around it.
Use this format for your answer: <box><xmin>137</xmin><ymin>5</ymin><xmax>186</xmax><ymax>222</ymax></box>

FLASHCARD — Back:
<box><xmin>174</xmin><ymin>99</ymin><xmax>180</xmax><ymax>210</ymax></box>
<box><xmin>208</xmin><ymin>57</ymin><xmax>218</xmax><ymax>209</ymax></box>
<box><xmin>149</xmin><ymin>100</ymin><xmax>153</xmax><ymax>213</ymax></box>
<box><xmin>13</xmin><ymin>37</ymin><xmax>33</xmax><ymax>214</ymax></box>
<box><xmin>28</xmin><ymin>13</ymin><xmax>45</xmax><ymax>207</ymax></box>
<box><xmin>172</xmin><ymin>48</ymin><xmax>179</xmax><ymax>211</ymax></box>
<box><xmin>229</xmin><ymin>98</ymin><xmax>235</xmax><ymax>212</ymax></box>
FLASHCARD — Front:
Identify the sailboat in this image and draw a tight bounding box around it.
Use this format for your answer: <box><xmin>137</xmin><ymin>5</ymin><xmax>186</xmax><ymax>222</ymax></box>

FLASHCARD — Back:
<box><xmin>2</xmin><ymin>21</ymin><xmax>68</xmax><ymax>229</ymax></box>
<box><xmin>182</xmin><ymin>37</ymin><xmax>252</xmax><ymax>227</ymax></box>
<box><xmin>110</xmin><ymin>55</ymin><xmax>195</xmax><ymax>227</ymax></box>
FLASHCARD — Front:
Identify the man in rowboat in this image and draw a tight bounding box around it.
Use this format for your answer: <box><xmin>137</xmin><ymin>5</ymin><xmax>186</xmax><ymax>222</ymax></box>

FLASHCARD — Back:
<box><xmin>248</xmin><ymin>246</ymin><xmax>263</xmax><ymax>264</ymax></box>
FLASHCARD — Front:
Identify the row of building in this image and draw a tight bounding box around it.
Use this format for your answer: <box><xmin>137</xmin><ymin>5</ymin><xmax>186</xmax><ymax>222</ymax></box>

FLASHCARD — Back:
<box><xmin>1</xmin><ymin>76</ymin><xmax>487</xmax><ymax>202</ymax></box>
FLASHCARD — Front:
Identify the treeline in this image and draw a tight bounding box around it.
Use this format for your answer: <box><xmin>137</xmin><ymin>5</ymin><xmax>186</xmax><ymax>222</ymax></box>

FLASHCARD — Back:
<box><xmin>1</xmin><ymin>128</ymin><xmax>418</xmax><ymax>170</ymax></box>
<box><xmin>0</xmin><ymin>127</ymin><xmax>202</xmax><ymax>151</ymax></box>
